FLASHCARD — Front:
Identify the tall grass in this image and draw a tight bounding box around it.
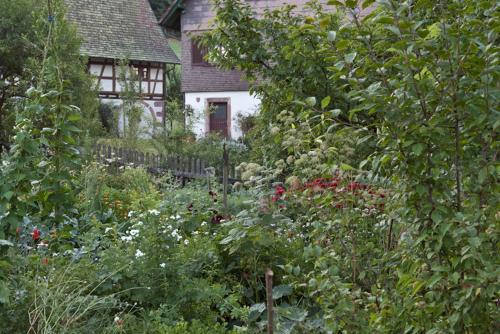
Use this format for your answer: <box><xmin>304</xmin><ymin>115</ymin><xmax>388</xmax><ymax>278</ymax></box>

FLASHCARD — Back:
<box><xmin>27</xmin><ymin>262</ymin><xmax>129</xmax><ymax>334</ymax></box>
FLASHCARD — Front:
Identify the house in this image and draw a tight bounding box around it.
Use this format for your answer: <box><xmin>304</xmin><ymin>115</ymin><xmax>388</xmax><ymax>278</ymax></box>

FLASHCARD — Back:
<box><xmin>65</xmin><ymin>0</ymin><xmax>180</xmax><ymax>135</ymax></box>
<box><xmin>160</xmin><ymin>0</ymin><xmax>322</xmax><ymax>140</ymax></box>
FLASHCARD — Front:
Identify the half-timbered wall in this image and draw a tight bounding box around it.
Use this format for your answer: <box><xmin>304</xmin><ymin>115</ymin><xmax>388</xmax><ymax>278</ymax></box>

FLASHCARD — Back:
<box><xmin>88</xmin><ymin>58</ymin><xmax>167</xmax><ymax>134</ymax></box>
<box><xmin>88</xmin><ymin>59</ymin><xmax>165</xmax><ymax>100</ymax></box>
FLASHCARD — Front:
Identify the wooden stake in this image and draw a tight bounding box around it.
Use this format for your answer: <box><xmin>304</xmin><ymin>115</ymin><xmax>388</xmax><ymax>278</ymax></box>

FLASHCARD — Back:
<box><xmin>265</xmin><ymin>268</ymin><xmax>274</xmax><ymax>334</ymax></box>
<box><xmin>222</xmin><ymin>142</ymin><xmax>229</xmax><ymax>211</ymax></box>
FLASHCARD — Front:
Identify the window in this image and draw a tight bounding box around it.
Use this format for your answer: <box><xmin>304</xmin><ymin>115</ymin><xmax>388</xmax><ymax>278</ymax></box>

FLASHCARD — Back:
<box><xmin>191</xmin><ymin>40</ymin><xmax>210</xmax><ymax>66</ymax></box>
<box><xmin>132</xmin><ymin>66</ymin><xmax>149</xmax><ymax>80</ymax></box>
<box><xmin>139</xmin><ymin>67</ymin><xmax>149</xmax><ymax>80</ymax></box>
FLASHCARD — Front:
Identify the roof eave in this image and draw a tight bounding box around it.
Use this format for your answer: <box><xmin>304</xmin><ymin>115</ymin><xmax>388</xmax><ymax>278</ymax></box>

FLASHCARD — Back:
<box><xmin>159</xmin><ymin>0</ymin><xmax>184</xmax><ymax>30</ymax></box>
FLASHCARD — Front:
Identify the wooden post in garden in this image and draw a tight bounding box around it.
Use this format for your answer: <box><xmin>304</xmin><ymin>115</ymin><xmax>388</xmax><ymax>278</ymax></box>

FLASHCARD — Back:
<box><xmin>265</xmin><ymin>268</ymin><xmax>274</xmax><ymax>334</ymax></box>
<box><xmin>222</xmin><ymin>142</ymin><xmax>229</xmax><ymax>211</ymax></box>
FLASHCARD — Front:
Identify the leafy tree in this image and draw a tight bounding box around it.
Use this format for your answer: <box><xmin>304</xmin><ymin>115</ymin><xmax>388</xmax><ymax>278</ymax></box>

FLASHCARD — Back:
<box><xmin>202</xmin><ymin>0</ymin><xmax>499</xmax><ymax>332</ymax></box>
<box><xmin>0</xmin><ymin>0</ymin><xmax>101</xmax><ymax>152</ymax></box>
<box><xmin>200</xmin><ymin>0</ymin><xmax>377</xmax><ymax>172</ymax></box>
<box><xmin>0</xmin><ymin>0</ymin><xmax>41</xmax><ymax>151</ymax></box>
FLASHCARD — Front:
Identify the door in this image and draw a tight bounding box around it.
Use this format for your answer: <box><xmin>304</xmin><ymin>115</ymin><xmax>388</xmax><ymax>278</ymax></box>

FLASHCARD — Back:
<box><xmin>208</xmin><ymin>102</ymin><xmax>229</xmax><ymax>138</ymax></box>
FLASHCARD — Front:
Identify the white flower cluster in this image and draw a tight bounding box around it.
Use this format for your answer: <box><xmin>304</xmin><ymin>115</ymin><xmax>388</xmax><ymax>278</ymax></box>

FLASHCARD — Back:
<box><xmin>361</xmin><ymin>207</ymin><xmax>379</xmax><ymax>218</ymax></box>
<box><xmin>148</xmin><ymin>209</ymin><xmax>160</xmax><ymax>216</ymax></box>
<box><xmin>121</xmin><ymin>222</ymin><xmax>143</xmax><ymax>242</ymax></box>
<box><xmin>135</xmin><ymin>249</ymin><xmax>145</xmax><ymax>258</ymax></box>
<box><xmin>170</xmin><ymin>229</ymin><xmax>182</xmax><ymax>241</ymax></box>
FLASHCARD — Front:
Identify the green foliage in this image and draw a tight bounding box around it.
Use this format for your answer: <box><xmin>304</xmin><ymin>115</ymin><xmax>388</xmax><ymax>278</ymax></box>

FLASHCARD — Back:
<box><xmin>1</xmin><ymin>0</ymin><xmax>498</xmax><ymax>333</ymax></box>
<box><xmin>200</xmin><ymin>0</ymin><xmax>376</xmax><ymax>169</ymax></box>
<box><xmin>200</xmin><ymin>0</ymin><xmax>499</xmax><ymax>332</ymax></box>
<box><xmin>0</xmin><ymin>0</ymin><xmax>88</xmax><ymax>305</ymax></box>
<box><xmin>0</xmin><ymin>0</ymin><xmax>40</xmax><ymax>149</ymax></box>
<box><xmin>0</xmin><ymin>0</ymin><xmax>101</xmax><ymax>151</ymax></box>
<box><xmin>117</xmin><ymin>60</ymin><xmax>144</xmax><ymax>140</ymax></box>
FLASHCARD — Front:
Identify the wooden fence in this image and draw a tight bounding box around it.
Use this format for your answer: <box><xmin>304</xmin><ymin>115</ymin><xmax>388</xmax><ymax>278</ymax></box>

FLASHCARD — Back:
<box><xmin>93</xmin><ymin>144</ymin><xmax>240</xmax><ymax>181</ymax></box>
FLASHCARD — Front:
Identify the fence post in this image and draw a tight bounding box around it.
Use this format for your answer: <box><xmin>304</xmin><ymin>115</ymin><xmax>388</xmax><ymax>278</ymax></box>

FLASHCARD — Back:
<box><xmin>222</xmin><ymin>142</ymin><xmax>229</xmax><ymax>212</ymax></box>
<box><xmin>266</xmin><ymin>268</ymin><xmax>274</xmax><ymax>334</ymax></box>
<box><xmin>190</xmin><ymin>157</ymin><xmax>196</xmax><ymax>177</ymax></box>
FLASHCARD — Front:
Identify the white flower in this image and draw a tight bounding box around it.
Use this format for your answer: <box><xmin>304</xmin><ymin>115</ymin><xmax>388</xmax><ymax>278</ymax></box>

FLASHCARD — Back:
<box><xmin>184</xmin><ymin>239</ymin><xmax>189</xmax><ymax>245</ymax></box>
<box><xmin>160</xmin><ymin>263</ymin><xmax>166</xmax><ymax>268</ymax></box>
<box><xmin>105</xmin><ymin>227</ymin><xmax>113</xmax><ymax>233</ymax></box>
<box><xmin>129</xmin><ymin>229</ymin><xmax>139</xmax><ymax>236</ymax></box>
<box><xmin>148</xmin><ymin>209</ymin><xmax>160</xmax><ymax>216</ymax></box>
<box><xmin>114</xmin><ymin>316</ymin><xmax>120</xmax><ymax>323</ymax></box>
<box><xmin>135</xmin><ymin>221</ymin><xmax>144</xmax><ymax>226</ymax></box>
<box><xmin>135</xmin><ymin>249</ymin><xmax>145</xmax><ymax>258</ymax></box>
<box><xmin>171</xmin><ymin>229</ymin><xmax>182</xmax><ymax>241</ymax></box>
<box><xmin>169</xmin><ymin>215</ymin><xmax>175</xmax><ymax>219</ymax></box>
<box><xmin>121</xmin><ymin>236</ymin><xmax>133</xmax><ymax>242</ymax></box>
<box><xmin>193</xmin><ymin>231</ymin><xmax>199</xmax><ymax>235</ymax></box>
<box><xmin>128</xmin><ymin>211</ymin><xmax>135</xmax><ymax>218</ymax></box>
<box><xmin>201</xmin><ymin>221</ymin><xmax>208</xmax><ymax>227</ymax></box>
<box><xmin>175</xmin><ymin>214</ymin><xmax>181</xmax><ymax>219</ymax></box>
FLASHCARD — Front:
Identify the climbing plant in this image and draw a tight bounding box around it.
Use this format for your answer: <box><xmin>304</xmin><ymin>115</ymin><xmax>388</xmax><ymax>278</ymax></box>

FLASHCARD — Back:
<box><xmin>117</xmin><ymin>59</ymin><xmax>145</xmax><ymax>140</ymax></box>
<box><xmin>0</xmin><ymin>0</ymin><xmax>84</xmax><ymax>304</ymax></box>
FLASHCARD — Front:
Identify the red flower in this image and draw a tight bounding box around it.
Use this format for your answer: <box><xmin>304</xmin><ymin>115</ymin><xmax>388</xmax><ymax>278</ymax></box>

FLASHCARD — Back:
<box><xmin>32</xmin><ymin>228</ymin><xmax>40</xmax><ymax>242</ymax></box>
<box><xmin>16</xmin><ymin>227</ymin><xmax>21</xmax><ymax>235</ymax></box>
<box><xmin>275</xmin><ymin>185</ymin><xmax>285</xmax><ymax>196</ymax></box>
<box><xmin>41</xmin><ymin>258</ymin><xmax>49</xmax><ymax>266</ymax></box>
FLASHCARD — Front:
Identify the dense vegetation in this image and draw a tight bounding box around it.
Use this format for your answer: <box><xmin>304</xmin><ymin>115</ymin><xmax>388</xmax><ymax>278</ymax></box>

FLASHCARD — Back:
<box><xmin>0</xmin><ymin>0</ymin><xmax>498</xmax><ymax>333</ymax></box>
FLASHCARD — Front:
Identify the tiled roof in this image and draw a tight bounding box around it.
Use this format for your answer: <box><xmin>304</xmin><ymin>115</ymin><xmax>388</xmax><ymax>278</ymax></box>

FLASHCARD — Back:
<box><xmin>65</xmin><ymin>0</ymin><xmax>179</xmax><ymax>64</ymax></box>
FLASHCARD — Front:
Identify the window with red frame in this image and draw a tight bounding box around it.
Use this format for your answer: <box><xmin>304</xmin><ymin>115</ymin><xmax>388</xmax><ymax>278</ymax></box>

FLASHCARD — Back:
<box><xmin>208</xmin><ymin>102</ymin><xmax>229</xmax><ymax>138</ymax></box>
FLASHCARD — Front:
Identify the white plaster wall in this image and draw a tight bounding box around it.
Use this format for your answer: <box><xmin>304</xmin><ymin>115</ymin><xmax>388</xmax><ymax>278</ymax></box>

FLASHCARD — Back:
<box><xmin>185</xmin><ymin>91</ymin><xmax>260</xmax><ymax>139</ymax></box>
